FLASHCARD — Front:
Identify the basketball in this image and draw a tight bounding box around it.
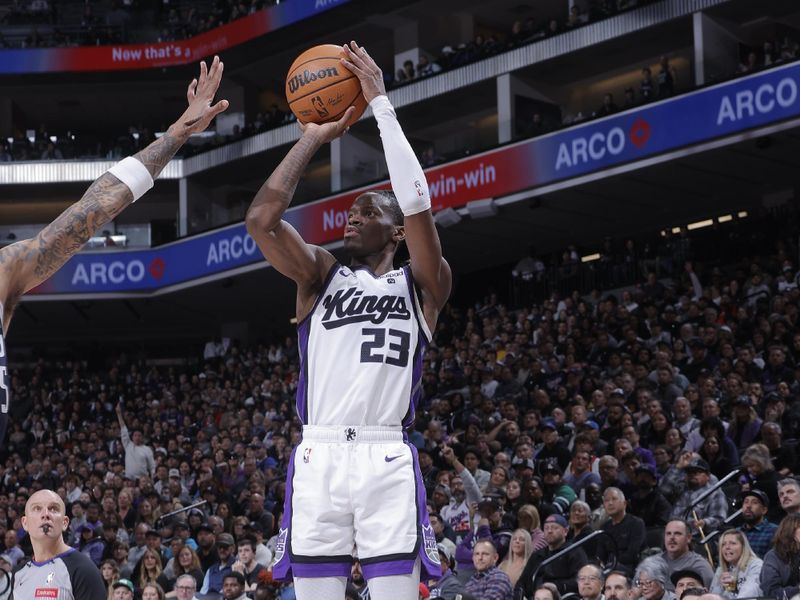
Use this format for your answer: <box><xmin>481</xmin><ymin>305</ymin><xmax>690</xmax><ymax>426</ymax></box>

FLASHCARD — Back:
<box><xmin>285</xmin><ymin>44</ymin><xmax>367</xmax><ymax>127</ymax></box>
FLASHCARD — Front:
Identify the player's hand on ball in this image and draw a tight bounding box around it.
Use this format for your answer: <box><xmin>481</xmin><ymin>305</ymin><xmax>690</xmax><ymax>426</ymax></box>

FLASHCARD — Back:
<box><xmin>300</xmin><ymin>106</ymin><xmax>355</xmax><ymax>143</ymax></box>
<box><xmin>340</xmin><ymin>41</ymin><xmax>386</xmax><ymax>103</ymax></box>
<box><xmin>177</xmin><ymin>55</ymin><xmax>230</xmax><ymax>135</ymax></box>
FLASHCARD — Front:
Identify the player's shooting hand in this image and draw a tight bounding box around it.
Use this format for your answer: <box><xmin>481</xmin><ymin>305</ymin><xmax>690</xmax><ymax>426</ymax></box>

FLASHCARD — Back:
<box><xmin>299</xmin><ymin>107</ymin><xmax>355</xmax><ymax>144</ymax></box>
<box><xmin>175</xmin><ymin>55</ymin><xmax>230</xmax><ymax>136</ymax></box>
<box><xmin>340</xmin><ymin>41</ymin><xmax>386</xmax><ymax>103</ymax></box>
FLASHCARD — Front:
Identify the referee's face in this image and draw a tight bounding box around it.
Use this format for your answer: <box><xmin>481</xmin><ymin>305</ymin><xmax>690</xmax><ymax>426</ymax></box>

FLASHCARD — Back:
<box><xmin>22</xmin><ymin>490</ymin><xmax>68</xmax><ymax>541</ymax></box>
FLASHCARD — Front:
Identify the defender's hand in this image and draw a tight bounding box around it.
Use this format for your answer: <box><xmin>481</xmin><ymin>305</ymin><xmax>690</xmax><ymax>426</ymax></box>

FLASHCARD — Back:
<box><xmin>340</xmin><ymin>41</ymin><xmax>386</xmax><ymax>104</ymax></box>
<box><xmin>175</xmin><ymin>55</ymin><xmax>229</xmax><ymax>136</ymax></box>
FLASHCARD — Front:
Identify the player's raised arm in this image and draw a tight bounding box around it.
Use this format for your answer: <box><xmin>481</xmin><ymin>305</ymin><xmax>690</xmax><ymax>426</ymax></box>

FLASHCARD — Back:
<box><xmin>341</xmin><ymin>42</ymin><xmax>452</xmax><ymax>316</ymax></box>
<box><xmin>0</xmin><ymin>57</ymin><xmax>228</xmax><ymax>327</ymax></box>
<box><xmin>245</xmin><ymin>108</ymin><xmax>353</xmax><ymax>296</ymax></box>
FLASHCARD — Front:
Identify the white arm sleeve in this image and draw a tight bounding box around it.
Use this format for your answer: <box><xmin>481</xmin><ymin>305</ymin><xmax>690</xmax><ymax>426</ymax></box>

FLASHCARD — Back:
<box><xmin>370</xmin><ymin>95</ymin><xmax>431</xmax><ymax>216</ymax></box>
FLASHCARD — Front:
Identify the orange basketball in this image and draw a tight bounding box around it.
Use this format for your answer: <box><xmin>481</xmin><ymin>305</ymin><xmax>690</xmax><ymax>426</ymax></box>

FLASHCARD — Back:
<box><xmin>285</xmin><ymin>44</ymin><xmax>367</xmax><ymax>127</ymax></box>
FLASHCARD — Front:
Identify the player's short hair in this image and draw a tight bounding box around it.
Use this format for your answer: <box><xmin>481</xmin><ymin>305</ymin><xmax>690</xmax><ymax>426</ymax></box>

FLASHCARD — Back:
<box><xmin>370</xmin><ymin>190</ymin><xmax>404</xmax><ymax>226</ymax></box>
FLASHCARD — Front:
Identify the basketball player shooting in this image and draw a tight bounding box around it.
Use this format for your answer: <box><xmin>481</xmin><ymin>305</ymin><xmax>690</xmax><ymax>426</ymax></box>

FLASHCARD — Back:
<box><xmin>0</xmin><ymin>57</ymin><xmax>228</xmax><ymax>447</ymax></box>
<box><xmin>245</xmin><ymin>41</ymin><xmax>451</xmax><ymax>600</ymax></box>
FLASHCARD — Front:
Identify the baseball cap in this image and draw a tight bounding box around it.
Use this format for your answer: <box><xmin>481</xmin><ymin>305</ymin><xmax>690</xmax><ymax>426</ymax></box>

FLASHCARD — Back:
<box><xmin>635</xmin><ymin>463</ymin><xmax>658</xmax><ymax>478</ymax></box>
<box><xmin>540</xmin><ymin>417</ymin><xmax>557</xmax><ymax>430</ymax></box>
<box><xmin>437</xmin><ymin>542</ymin><xmax>453</xmax><ymax>563</ymax></box>
<box><xmin>113</xmin><ymin>579</ymin><xmax>135</xmax><ymax>593</ymax></box>
<box><xmin>610</xmin><ymin>388</ymin><xmax>625</xmax><ymax>397</ymax></box>
<box><xmin>734</xmin><ymin>396</ymin><xmax>752</xmax><ymax>407</ymax></box>
<box><xmin>741</xmin><ymin>489</ymin><xmax>769</xmax><ymax>507</ymax></box>
<box><xmin>685</xmin><ymin>457</ymin><xmax>710</xmax><ymax>473</ymax></box>
<box><xmin>168</xmin><ymin>468</ymin><xmax>180</xmax><ymax>478</ymax></box>
<box><xmin>196</xmin><ymin>522</ymin><xmax>214</xmax><ymax>534</ymax></box>
<box><xmin>478</xmin><ymin>496</ymin><xmax>501</xmax><ymax>511</ymax></box>
<box><xmin>583</xmin><ymin>420</ymin><xmax>599</xmax><ymax>430</ymax></box>
<box><xmin>433</xmin><ymin>484</ymin><xmax>451</xmax><ymax>500</ymax></box>
<box><xmin>544</xmin><ymin>514</ymin><xmax>568</xmax><ymax>528</ymax></box>
<box><xmin>541</xmin><ymin>460</ymin><xmax>562</xmax><ymax>475</ymax></box>
<box><xmin>217</xmin><ymin>533</ymin><xmax>235</xmax><ymax>547</ymax></box>
<box><xmin>670</xmin><ymin>569</ymin><xmax>705</xmax><ymax>587</ymax></box>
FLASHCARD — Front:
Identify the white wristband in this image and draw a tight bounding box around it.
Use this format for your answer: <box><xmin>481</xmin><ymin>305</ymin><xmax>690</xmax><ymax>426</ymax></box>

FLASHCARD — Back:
<box><xmin>370</xmin><ymin>95</ymin><xmax>432</xmax><ymax>217</ymax></box>
<box><xmin>107</xmin><ymin>156</ymin><xmax>154</xmax><ymax>202</ymax></box>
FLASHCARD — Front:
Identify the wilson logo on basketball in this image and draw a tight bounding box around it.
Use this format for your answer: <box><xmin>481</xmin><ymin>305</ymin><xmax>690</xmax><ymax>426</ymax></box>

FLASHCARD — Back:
<box><xmin>320</xmin><ymin>288</ymin><xmax>410</xmax><ymax>329</ymax></box>
<box><xmin>287</xmin><ymin>67</ymin><xmax>340</xmax><ymax>94</ymax></box>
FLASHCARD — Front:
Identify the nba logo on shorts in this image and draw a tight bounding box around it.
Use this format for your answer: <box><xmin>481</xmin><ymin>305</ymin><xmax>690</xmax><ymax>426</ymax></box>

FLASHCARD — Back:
<box><xmin>303</xmin><ymin>448</ymin><xmax>312</xmax><ymax>463</ymax></box>
<box><xmin>422</xmin><ymin>524</ymin><xmax>438</xmax><ymax>564</ymax></box>
<box><xmin>274</xmin><ymin>528</ymin><xmax>288</xmax><ymax>563</ymax></box>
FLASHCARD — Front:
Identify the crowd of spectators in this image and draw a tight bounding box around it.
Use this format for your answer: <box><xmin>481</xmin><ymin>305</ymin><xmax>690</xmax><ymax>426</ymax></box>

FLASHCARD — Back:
<box><xmin>1</xmin><ymin>200</ymin><xmax>800</xmax><ymax>600</ymax></box>
<box><xmin>0</xmin><ymin>0</ymin><xmax>278</xmax><ymax>48</ymax></box>
<box><xmin>0</xmin><ymin>106</ymin><xmax>296</xmax><ymax>162</ymax></box>
<box><xmin>736</xmin><ymin>37</ymin><xmax>800</xmax><ymax>77</ymax></box>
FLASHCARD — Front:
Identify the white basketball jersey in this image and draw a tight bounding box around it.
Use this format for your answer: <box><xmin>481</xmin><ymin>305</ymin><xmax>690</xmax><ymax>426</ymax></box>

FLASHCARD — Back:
<box><xmin>296</xmin><ymin>264</ymin><xmax>431</xmax><ymax>427</ymax></box>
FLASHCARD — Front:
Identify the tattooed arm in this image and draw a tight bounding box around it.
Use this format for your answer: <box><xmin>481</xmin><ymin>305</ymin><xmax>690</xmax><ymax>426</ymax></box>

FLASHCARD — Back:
<box><xmin>0</xmin><ymin>56</ymin><xmax>228</xmax><ymax>330</ymax></box>
<box><xmin>245</xmin><ymin>107</ymin><xmax>353</xmax><ymax>321</ymax></box>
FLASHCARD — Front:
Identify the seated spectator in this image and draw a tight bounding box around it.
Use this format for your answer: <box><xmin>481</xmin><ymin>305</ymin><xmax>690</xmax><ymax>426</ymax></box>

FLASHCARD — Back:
<box><xmin>778</xmin><ymin>477</ymin><xmax>800</xmax><ymax>516</ymax></box>
<box><xmin>760</xmin><ymin>514</ymin><xmax>800</xmax><ymax>600</ymax></box>
<box><xmin>630</xmin><ymin>463</ymin><xmax>673</xmax><ymax>531</ymax></box>
<box><xmin>661</xmin><ymin>520</ymin><xmax>714</xmax><ymax>590</ymax></box>
<box><xmin>635</xmin><ymin>556</ymin><xmax>675</xmax><ymax>600</ymax></box>
<box><xmin>598</xmin><ymin>487</ymin><xmax>645</xmax><ymax>576</ymax></box>
<box><xmin>672</xmin><ymin>570</ymin><xmax>707</xmax><ymax>599</ymax></box>
<box><xmin>427</xmin><ymin>543</ymin><xmax>466</xmax><ymax>599</ymax></box>
<box><xmin>671</xmin><ymin>458</ymin><xmax>728</xmax><ymax>535</ymax></box>
<box><xmin>499</xmin><ymin>529</ymin><xmax>533</xmax><ymax>589</ymax></box>
<box><xmin>577</xmin><ymin>564</ymin><xmax>605</xmax><ymax>600</ymax></box>
<box><xmin>515</xmin><ymin>514</ymin><xmax>589</xmax><ymax>598</ymax></box>
<box><xmin>709</xmin><ymin>529</ymin><xmax>763</xmax><ymax>599</ymax></box>
<box><xmin>465</xmin><ymin>540</ymin><xmax>513</xmax><ymax>600</ymax></box>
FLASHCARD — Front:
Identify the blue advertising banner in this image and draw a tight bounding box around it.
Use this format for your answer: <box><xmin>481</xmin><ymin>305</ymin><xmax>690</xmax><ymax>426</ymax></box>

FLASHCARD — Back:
<box><xmin>27</xmin><ymin>60</ymin><xmax>800</xmax><ymax>298</ymax></box>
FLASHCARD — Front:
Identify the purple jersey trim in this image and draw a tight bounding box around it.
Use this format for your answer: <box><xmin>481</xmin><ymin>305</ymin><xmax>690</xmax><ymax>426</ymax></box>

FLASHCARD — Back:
<box><xmin>361</xmin><ymin>558</ymin><xmax>417</xmax><ymax>580</ymax></box>
<box><xmin>291</xmin><ymin>562</ymin><xmax>352</xmax><ymax>578</ymax></box>
<box><xmin>408</xmin><ymin>443</ymin><xmax>442</xmax><ymax>579</ymax></box>
<box><xmin>272</xmin><ymin>446</ymin><xmax>297</xmax><ymax>581</ymax></box>
<box><xmin>401</xmin><ymin>265</ymin><xmax>428</xmax><ymax>430</ymax></box>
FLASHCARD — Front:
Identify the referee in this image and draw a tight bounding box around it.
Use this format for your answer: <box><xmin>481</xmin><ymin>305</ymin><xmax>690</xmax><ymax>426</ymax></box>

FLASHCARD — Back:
<box><xmin>11</xmin><ymin>489</ymin><xmax>105</xmax><ymax>599</ymax></box>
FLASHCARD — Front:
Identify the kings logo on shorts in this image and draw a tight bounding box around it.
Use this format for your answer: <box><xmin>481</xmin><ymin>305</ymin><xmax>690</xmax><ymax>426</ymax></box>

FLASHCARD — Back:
<box><xmin>273</xmin><ymin>527</ymin><xmax>288</xmax><ymax>563</ymax></box>
<box><xmin>422</xmin><ymin>524</ymin><xmax>439</xmax><ymax>564</ymax></box>
<box><xmin>320</xmin><ymin>287</ymin><xmax>410</xmax><ymax>330</ymax></box>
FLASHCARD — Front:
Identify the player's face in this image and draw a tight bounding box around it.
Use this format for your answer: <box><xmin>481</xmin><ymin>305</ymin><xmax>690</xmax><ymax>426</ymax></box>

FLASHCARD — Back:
<box><xmin>343</xmin><ymin>193</ymin><xmax>402</xmax><ymax>256</ymax></box>
<box><xmin>22</xmin><ymin>490</ymin><xmax>68</xmax><ymax>541</ymax></box>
